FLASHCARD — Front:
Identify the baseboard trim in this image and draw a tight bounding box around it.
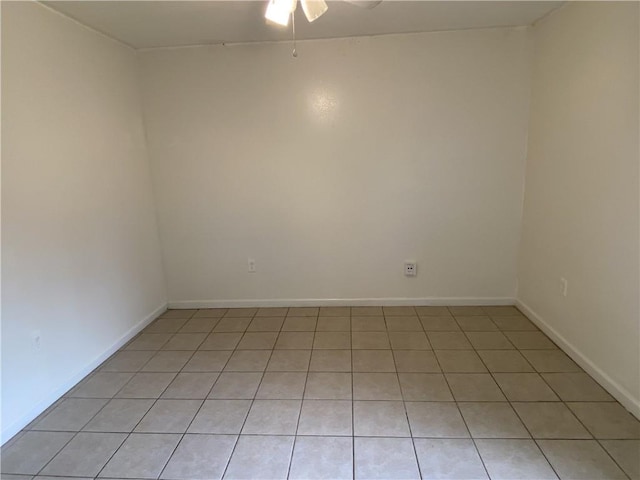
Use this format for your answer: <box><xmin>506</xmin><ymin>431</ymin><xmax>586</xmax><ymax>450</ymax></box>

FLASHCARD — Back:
<box><xmin>516</xmin><ymin>299</ymin><xmax>640</xmax><ymax>420</ymax></box>
<box><xmin>168</xmin><ymin>297</ymin><xmax>516</xmax><ymax>309</ymax></box>
<box><xmin>1</xmin><ymin>302</ymin><xmax>167</xmax><ymax>445</ymax></box>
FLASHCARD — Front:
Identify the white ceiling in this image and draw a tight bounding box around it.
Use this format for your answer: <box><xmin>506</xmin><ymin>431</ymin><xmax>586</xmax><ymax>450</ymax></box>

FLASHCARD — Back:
<box><xmin>44</xmin><ymin>1</ymin><xmax>563</xmax><ymax>49</ymax></box>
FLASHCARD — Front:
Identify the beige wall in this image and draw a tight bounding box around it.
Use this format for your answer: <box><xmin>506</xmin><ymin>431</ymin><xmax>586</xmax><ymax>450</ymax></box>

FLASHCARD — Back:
<box><xmin>1</xmin><ymin>2</ymin><xmax>167</xmax><ymax>441</ymax></box>
<box><xmin>517</xmin><ymin>2</ymin><xmax>640</xmax><ymax>416</ymax></box>
<box><xmin>139</xmin><ymin>27</ymin><xmax>532</xmax><ymax>307</ymax></box>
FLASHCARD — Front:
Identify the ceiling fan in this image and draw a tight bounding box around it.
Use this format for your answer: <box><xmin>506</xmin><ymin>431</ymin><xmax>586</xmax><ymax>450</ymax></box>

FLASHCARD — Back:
<box><xmin>265</xmin><ymin>0</ymin><xmax>383</xmax><ymax>27</ymax></box>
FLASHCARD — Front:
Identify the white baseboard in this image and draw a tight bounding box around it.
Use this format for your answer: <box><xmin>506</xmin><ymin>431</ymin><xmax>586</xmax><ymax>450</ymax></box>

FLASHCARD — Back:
<box><xmin>168</xmin><ymin>297</ymin><xmax>516</xmax><ymax>309</ymax></box>
<box><xmin>516</xmin><ymin>299</ymin><xmax>640</xmax><ymax>420</ymax></box>
<box><xmin>1</xmin><ymin>302</ymin><xmax>167</xmax><ymax>445</ymax></box>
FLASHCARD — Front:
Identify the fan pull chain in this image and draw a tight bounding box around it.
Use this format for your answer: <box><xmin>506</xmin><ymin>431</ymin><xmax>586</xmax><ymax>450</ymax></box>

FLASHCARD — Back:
<box><xmin>292</xmin><ymin>11</ymin><xmax>298</xmax><ymax>58</ymax></box>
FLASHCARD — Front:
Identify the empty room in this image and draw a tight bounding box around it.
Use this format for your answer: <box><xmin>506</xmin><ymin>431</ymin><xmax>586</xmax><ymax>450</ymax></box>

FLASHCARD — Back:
<box><xmin>1</xmin><ymin>0</ymin><xmax>639</xmax><ymax>478</ymax></box>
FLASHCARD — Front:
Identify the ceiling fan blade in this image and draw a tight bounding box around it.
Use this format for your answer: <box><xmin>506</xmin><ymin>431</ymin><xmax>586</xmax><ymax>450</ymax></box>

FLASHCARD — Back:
<box><xmin>300</xmin><ymin>0</ymin><xmax>328</xmax><ymax>22</ymax></box>
<box><xmin>343</xmin><ymin>0</ymin><xmax>383</xmax><ymax>9</ymax></box>
<box><xmin>265</xmin><ymin>0</ymin><xmax>297</xmax><ymax>26</ymax></box>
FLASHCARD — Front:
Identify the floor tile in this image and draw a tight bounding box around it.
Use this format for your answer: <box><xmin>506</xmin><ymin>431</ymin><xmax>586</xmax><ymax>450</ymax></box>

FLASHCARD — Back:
<box><xmin>225</xmin><ymin>308</ymin><xmax>257</xmax><ymax>318</ymax></box>
<box><xmin>505</xmin><ymin>332</ymin><xmax>557</xmax><ymax>349</ymax></box>
<box><xmin>448</xmin><ymin>306</ymin><xmax>484</xmax><ymax>316</ymax></box>
<box><xmin>188</xmin><ymin>400</ymin><xmax>251</xmax><ymax>434</ymax></box>
<box><xmin>0</xmin><ymin>431</ymin><xmax>74</xmax><ymax>475</ymax></box>
<box><xmin>427</xmin><ymin>332</ymin><xmax>472</xmax><ymax>350</ymax></box>
<box><xmin>416</xmin><ymin>306</ymin><xmax>452</xmax><ymax>316</ymax></box>
<box><xmin>493</xmin><ymin>373</ymin><xmax>559</xmax><ymax>401</ymax></box>
<box><xmin>213</xmin><ymin>317</ymin><xmax>251</xmax><ymax>332</ymax></box>
<box><xmin>512</xmin><ymin>402</ymin><xmax>591</xmax><ymax>438</ymax></box>
<box><xmin>100</xmin><ymin>351</ymin><xmax>155</xmax><ymax>372</ymax></box>
<box><xmin>281</xmin><ymin>316</ymin><xmax>316</xmax><ymax>331</ymax></box>
<box><xmin>521</xmin><ymin>350</ymin><xmax>581</xmax><ymax>372</ymax></box>
<box><xmin>31</xmin><ymin>398</ymin><xmax>108</xmax><ymax>431</ymax></box>
<box><xmin>414</xmin><ymin>438</ymin><xmax>488</xmax><ymax>480</ymax></box>
<box><xmin>405</xmin><ymin>402</ymin><xmax>468</xmax><ymax>437</ymax></box>
<box><xmin>398</xmin><ymin>373</ymin><xmax>453</xmax><ymax>401</ymax></box>
<box><xmin>388</xmin><ymin>332</ymin><xmax>431</xmax><ymax>350</ymax></box>
<box><xmin>125</xmin><ymin>333</ymin><xmax>172</xmax><ymax>350</ymax></box>
<box><xmin>145</xmin><ymin>318</ymin><xmax>188</xmax><ymax>334</ymax></box>
<box><xmin>83</xmin><ymin>399</ymin><xmax>154</xmax><ymax>432</ymax></box>
<box><xmin>600</xmin><ymin>440</ymin><xmax>640</xmax><ymax>480</ymax></box>
<box><xmin>491</xmin><ymin>315</ymin><xmax>538</xmax><ymax>331</ymax></box>
<box><xmin>236</xmin><ymin>332</ymin><xmax>278</xmax><ymax>350</ymax></box>
<box><xmin>352</xmin><ymin>306</ymin><xmax>383</xmax><ymax>316</ymax></box>
<box><xmin>289</xmin><ymin>436</ymin><xmax>352</xmax><ymax>480</ymax></box>
<box><xmin>351</xmin><ymin>316</ymin><xmax>386</xmax><ymax>331</ymax></box>
<box><xmin>194</xmin><ymin>308</ymin><xmax>228</xmax><ymax>318</ymax></box>
<box><xmin>69</xmin><ymin>372</ymin><xmax>134</xmax><ymax>398</ymax></box>
<box><xmin>255</xmin><ymin>307</ymin><xmax>288</xmax><ymax>317</ymax></box>
<box><xmin>353</xmin><ymin>372</ymin><xmax>402</xmax><ymax>400</ymax></box>
<box><xmin>161</xmin><ymin>372</ymin><xmax>219</xmax><ymax>399</ymax></box>
<box><xmin>354</xmin><ymin>437</ymin><xmax>419</xmax><ymax>479</ymax></box>
<box><xmin>179</xmin><ymin>317</ymin><xmax>219</xmax><ymax>333</ymax></box>
<box><xmin>483</xmin><ymin>306</ymin><xmax>521</xmax><ymax>316</ymax></box>
<box><xmin>420</xmin><ymin>316</ymin><xmax>460</xmax><ymax>331</ymax></box>
<box><xmin>98</xmin><ymin>433</ymin><xmax>181</xmax><ymax>478</ymax></box>
<box><xmin>208</xmin><ymin>372</ymin><xmax>263</xmax><ymax>399</ymax></box>
<box><xmin>445</xmin><ymin>374</ymin><xmax>505</xmax><ymax>401</ymax></box>
<box><xmin>266</xmin><ymin>350</ymin><xmax>311</xmax><ymax>371</ymax></box>
<box><xmin>538</xmin><ymin>439</ymin><xmax>627</xmax><ymax>479</ymax></box>
<box><xmin>455</xmin><ymin>316</ymin><xmax>498</xmax><ymax>331</ymax></box>
<box><xmin>246</xmin><ymin>317</ymin><xmax>284</xmax><ymax>332</ymax></box>
<box><xmin>255</xmin><ymin>372</ymin><xmax>307</xmax><ymax>399</ymax></box>
<box><xmin>353</xmin><ymin>401</ymin><xmax>410</xmax><ymax>436</ymax></box>
<box><xmin>224</xmin><ymin>350</ymin><xmax>270</xmax><ymax>371</ymax></box>
<box><xmin>458</xmin><ymin>402</ymin><xmax>529</xmax><ymax>438</ymax></box>
<box><xmin>316</xmin><ymin>317</ymin><xmax>350</xmax><ymax>331</ymax></box>
<box><xmin>297</xmin><ymin>400</ymin><xmax>352</xmax><ymax>435</ymax></box>
<box><xmin>183</xmin><ymin>350</ymin><xmax>232</xmax><ymax>372</ymax></box>
<box><xmin>287</xmin><ymin>307</ymin><xmax>318</xmax><ymax>317</ymax></box>
<box><xmin>162</xmin><ymin>333</ymin><xmax>207</xmax><ymax>350</ymax></box>
<box><xmin>241</xmin><ymin>400</ymin><xmax>301</xmax><ymax>434</ymax></box>
<box><xmin>160</xmin><ymin>434</ymin><xmax>236</xmax><ymax>480</ymax></box>
<box><xmin>275</xmin><ymin>332</ymin><xmax>314</xmax><ymax>349</ymax></box>
<box><xmin>567</xmin><ymin>402</ymin><xmax>640</xmax><ymax>439</ymax></box>
<box><xmin>393</xmin><ymin>351</ymin><xmax>440</xmax><ymax>373</ymax></box>
<box><xmin>309</xmin><ymin>350</ymin><xmax>351</xmax><ymax>372</ymax></box>
<box><xmin>199</xmin><ymin>332</ymin><xmax>242</xmax><ymax>350</ymax></box>
<box><xmin>385</xmin><ymin>316</ymin><xmax>423</xmax><ymax>331</ymax></box>
<box><xmin>352</xmin><ymin>350</ymin><xmax>396</xmax><ymax>372</ymax></box>
<box><xmin>477</xmin><ymin>350</ymin><xmax>534</xmax><ymax>372</ymax></box>
<box><xmin>351</xmin><ymin>332</ymin><xmax>389</xmax><ymax>349</ymax></box>
<box><xmin>141</xmin><ymin>351</ymin><xmax>193</xmax><ymax>372</ymax></box>
<box><xmin>135</xmin><ymin>399</ymin><xmax>201</xmax><ymax>433</ymax></box>
<box><xmin>223</xmin><ymin>435</ymin><xmax>293</xmax><ymax>480</ymax></box>
<box><xmin>465</xmin><ymin>331</ymin><xmax>514</xmax><ymax>349</ymax></box>
<box><xmin>542</xmin><ymin>372</ymin><xmax>614</xmax><ymax>401</ymax></box>
<box><xmin>435</xmin><ymin>350</ymin><xmax>487</xmax><ymax>373</ymax></box>
<box><xmin>319</xmin><ymin>306</ymin><xmax>350</xmax><ymax>317</ymax></box>
<box><xmin>160</xmin><ymin>309</ymin><xmax>197</xmax><ymax>319</ymax></box>
<box><xmin>40</xmin><ymin>433</ymin><xmax>125</xmax><ymax>477</ymax></box>
<box><xmin>314</xmin><ymin>331</ymin><xmax>351</xmax><ymax>349</ymax></box>
<box><xmin>475</xmin><ymin>439</ymin><xmax>557</xmax><ymax>479</ymax></box>
<box><xmin>304</xmin><ymin>372</ymin><xmax>352</xmax><ymax>399</ymax></box>
<box><xmin>383</xmin><ymin>306</ymin><xmax>416</xmax><ymax>316</ymax></box>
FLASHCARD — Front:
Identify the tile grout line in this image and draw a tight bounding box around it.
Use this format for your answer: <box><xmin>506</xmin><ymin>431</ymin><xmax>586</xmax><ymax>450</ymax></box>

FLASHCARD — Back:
<box><xmin>93</xmin><ymin>310</ymin><xmax>200</xmax><ymax>479</ymax></box>
<box><xmin>156</xmin><ymin>311</ymin><xmax>240</xmax><ymax>480</ymax></box>
<box><xmin>219</xmin><ymin>308</ymin><xmax>280</xmax><ymax>480</ymax></box>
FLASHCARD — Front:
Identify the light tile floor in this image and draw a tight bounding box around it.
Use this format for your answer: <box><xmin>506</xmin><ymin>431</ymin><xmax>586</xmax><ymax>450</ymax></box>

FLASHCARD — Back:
<box><xmin>2</xmin><ymin>306</ymin><xmax>639</xmax><ymax>479</ymax></box>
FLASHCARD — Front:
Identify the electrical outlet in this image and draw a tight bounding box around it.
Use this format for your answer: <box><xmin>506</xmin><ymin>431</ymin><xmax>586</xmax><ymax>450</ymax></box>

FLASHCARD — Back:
<box><xmin>404</xmin><ymin>262</ymin><xmax>417</xmax><ymax>277</ymax></box>
<box><xmin>560</xmin><ymin>277</ymin><xmax>568</xmax><ymax>297</ymax></box>
<box><xmin>248</xmin><ymin>258</ymin><xmax>256</xmax><ymax>273</ymax></box>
